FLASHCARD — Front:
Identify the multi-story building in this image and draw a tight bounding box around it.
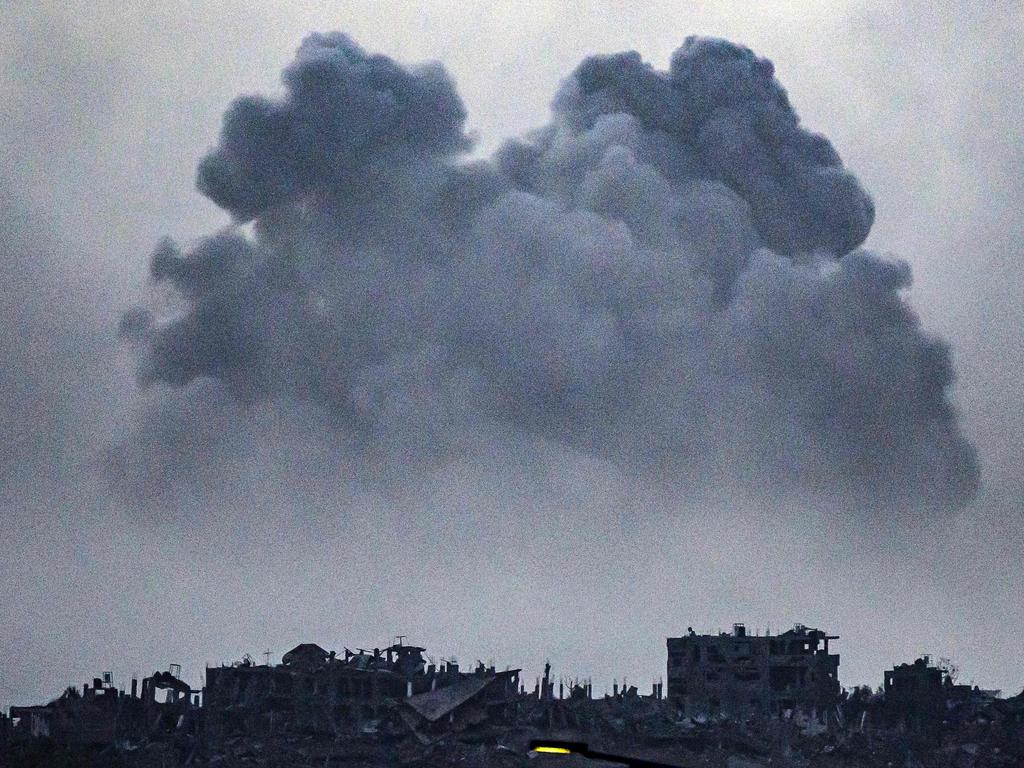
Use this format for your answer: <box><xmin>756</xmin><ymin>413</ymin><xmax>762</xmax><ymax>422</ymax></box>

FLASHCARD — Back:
<box><xmin>7</xmin><ymin>669</ymin><xmax>198</xmax><ymax>746</ymax></box>
<box><xmin>883</xmin><ymin>656</ymin><xmax>999</xmax><ymax>730</ymax></box>
<box><xmin>203</xmin><ymin>641</ymin><xmax>521</xmax><ymax>739</ymax></box>
<box><xmin>666</xmin><ymin>623</ymin><xmax>839</xmax><ymax>718</ymax></box>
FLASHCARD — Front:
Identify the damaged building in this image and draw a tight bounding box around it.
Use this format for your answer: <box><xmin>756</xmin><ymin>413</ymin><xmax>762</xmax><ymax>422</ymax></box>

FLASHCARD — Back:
<box><xmin>883</xmin><ymin>656</ymin><xmax>1001</xmax><ymax>731</ymax></box>
<box><xmin>6</xmin><ymin>668</ymin><xmax>199</xmax><ymax>747</ymax></box>
<box><xmin>203</xmin><ymin>640</ymin><xmax>521</xmax><ymax>741</ymax></box>
<box><xmin>666</xmin><ymin>624</ymin><xmax>840</xmax><ymax>719</ymax></box>
<box><xmin>401</xmin><ymin>668</ymin><xmax>522</xmax><ymax>741</ymax></box>
<box><xmin>4</xmin><ymin>631</ymin><xmax>1022</xmax><ymax>767</ymax></box>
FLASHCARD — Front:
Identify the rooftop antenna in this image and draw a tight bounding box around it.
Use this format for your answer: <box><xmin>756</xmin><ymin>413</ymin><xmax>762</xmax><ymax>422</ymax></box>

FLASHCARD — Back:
<box><xmin>395</xmin><ymin>635</ymin><xmax>407</xmax><ymax>647</ymax></box>
<box><xmin>263</xmin><ymin>649</ymin><xmax>272</xmax><ymax>666</ymax></box>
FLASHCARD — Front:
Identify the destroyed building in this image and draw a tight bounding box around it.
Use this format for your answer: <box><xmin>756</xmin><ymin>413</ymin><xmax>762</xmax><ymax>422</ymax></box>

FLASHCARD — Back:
<box><xmin>203</xmin><ymin>641</ymin><xmax>521</xmax><ymax>741</ymax></box>
<box><xmin>401</xmin><ymin>668</ymin><xmax>521</xmax><ymax>740</ymax></box>
<box><xmin>5</xmin><ymin>632</ymin><xmax>1022</xmax><ymax>767</ymax></box>
<box><xmin>883</xmin><ymin>656</ymin><xmax>1000</xmax><ymax>731</ymax></box>
<box><xmin>666</xmin><ymin>623</ymin><xmax>840</xmax><ymax>719</ymax></box>
<box><xmin>6</xmin><ymin>668</ymin><xmax>199</xmax><ymax>747</ymax></box>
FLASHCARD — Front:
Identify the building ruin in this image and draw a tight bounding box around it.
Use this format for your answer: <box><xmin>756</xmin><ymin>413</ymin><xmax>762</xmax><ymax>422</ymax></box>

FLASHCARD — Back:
<box><xmin>6</xmin><ymin>668</ymin><xmax>199</xmax><ymax>747</ymax></box>
<box><xmin>203</xmin><ymin>640</ymin><xmax>521</xmax><ymax>742</ymax></box>
<box><xmin>4</xmin><ymin>626</ymin><xmax>1022</xmax><ymax>767</ymax></box>
<box><xmin>883</xmin><ymin>655</ymin><xmax>1000</xmax><ymax>731</ymax></box>
<box><xmin>666</xmin><ymin>623</ymin><xmax>840</xmax><ymax>719</ymax></box>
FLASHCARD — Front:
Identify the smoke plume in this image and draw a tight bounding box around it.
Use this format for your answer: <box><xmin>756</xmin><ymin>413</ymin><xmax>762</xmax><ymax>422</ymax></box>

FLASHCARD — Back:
<box><xmin>123</xmin><ymin>32</ymin><xmax>978</xmax><ymax>508</ymax></box>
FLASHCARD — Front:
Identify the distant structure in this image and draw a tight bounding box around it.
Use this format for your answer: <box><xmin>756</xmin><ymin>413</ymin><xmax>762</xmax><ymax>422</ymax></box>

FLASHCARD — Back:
<box><xmin>883</xmin><ymin>656</ymin><xmax>949</xmax><ymax>730</ymax></box>
<box><xmin>3</xmin><ymin>638</ymin><xmax>1022</xmax><ymax>767</ymax></box>
<box><xmin>666</xmin><ymin>623</ymin><xmax>840</xmax><ymax>719</ymax></box>
<box><xmin>204</xmin><ymin>641</ymin><xmax>521</xmax><ymax>739</ymax></box>
<box><xmin>3</xmin><ymin>641</ymin><xmax>522</xmax><ymax>748</ymax></box>
<box><xmin>883</xmin><ymin>656</ymin><xmax>1000</xmax><ymax>731</ymax></box>
<box><xmin>6</xmin><ymin>668</ymin><xmax>198</xmax><ymax>746</ymax></box>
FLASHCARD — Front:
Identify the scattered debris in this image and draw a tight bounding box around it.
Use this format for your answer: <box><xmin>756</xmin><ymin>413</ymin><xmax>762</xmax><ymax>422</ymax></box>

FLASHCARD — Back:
<box><xmin>2</xmin><ymin>631</ymin><xmax>1021</xmax><ymax>767</ymax></box>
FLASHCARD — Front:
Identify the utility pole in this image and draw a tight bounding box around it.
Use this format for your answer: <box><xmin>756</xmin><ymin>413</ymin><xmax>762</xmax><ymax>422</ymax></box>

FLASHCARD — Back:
<box><xmin>263</xmin><ymin>649</ymin><xmax>272</xmax><ymax>666</ymax></box>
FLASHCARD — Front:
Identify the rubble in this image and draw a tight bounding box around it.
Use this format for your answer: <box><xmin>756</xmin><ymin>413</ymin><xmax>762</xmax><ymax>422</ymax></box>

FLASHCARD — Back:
<box><xmin>1</xmin><ymin>632</ymin><xmax>1020</xmax><ymax>767</ymax></box>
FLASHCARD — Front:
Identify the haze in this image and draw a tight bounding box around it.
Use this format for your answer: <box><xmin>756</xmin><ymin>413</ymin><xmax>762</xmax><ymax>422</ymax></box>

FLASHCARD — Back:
<box><xmin>0</xmin><ymin>0</ymin><xmax>1021</xmax><ymax>709</ymax></box>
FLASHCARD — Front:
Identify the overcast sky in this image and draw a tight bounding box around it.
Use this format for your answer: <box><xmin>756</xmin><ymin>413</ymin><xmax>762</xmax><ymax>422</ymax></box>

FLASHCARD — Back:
<box><xmin>0</xmin><ymin>0</ymin><xmax>1021</xmax><ymax>707</ymax></box>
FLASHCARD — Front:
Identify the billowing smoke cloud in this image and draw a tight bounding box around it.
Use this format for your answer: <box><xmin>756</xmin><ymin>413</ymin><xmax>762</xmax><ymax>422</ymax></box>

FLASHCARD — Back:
<box><xmin>122</xmin><ymin>32</ymin><xmax>978</xmax><ymax>508</ymax></box>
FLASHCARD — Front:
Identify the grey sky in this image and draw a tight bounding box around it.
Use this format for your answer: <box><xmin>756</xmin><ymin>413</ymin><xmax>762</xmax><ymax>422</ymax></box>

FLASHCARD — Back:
<box><xmin>0</xmin><ymin>0</ymin><xmax>1021</xmax><ymax>708</ymax></box>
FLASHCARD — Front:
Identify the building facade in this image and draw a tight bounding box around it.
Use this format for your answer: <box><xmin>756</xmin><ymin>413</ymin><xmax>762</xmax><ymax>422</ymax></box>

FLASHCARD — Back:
<box><xmin>883</xmin><ymin>656</ymin><xmax>999</xmax><ymax>731</ymax></box>
<box><xmin>666</xmin><ymin>623</ymin><xmax>840</xmax><ymax>718</ymax></box>
<box><xmin>203</xmin><ymin>642</ymin><xmax>520</xmax><ymax>739</ymax></box>
<box><xmin>7</xmin><ymin>669</ymin><xmax>198</xmax><ymax>746</ymax></box>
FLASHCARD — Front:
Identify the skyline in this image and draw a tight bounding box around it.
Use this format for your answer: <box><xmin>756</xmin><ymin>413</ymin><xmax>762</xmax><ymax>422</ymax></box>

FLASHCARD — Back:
<box><xmin>0</xmin><ymin>1</ymin><xmax>1021</xmax><ymax>713</ymax></box>
<box><xmin>5</xmin><ymin>622</ymin><xmax>998</xmax><ymax>707</ymax></box>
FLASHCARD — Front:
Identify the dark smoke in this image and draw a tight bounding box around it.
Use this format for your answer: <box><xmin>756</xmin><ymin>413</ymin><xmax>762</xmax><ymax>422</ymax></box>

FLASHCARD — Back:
<box><xmin>195</xmin><ymin>32</ymin><xmax>471</xmax><ymax>220</ymax></box>
<box><xmin>545</xmin><ymin>37</ymin><xmax>875</xmax><ymax>258</ymax></box>
<box><xmin>122</xmin><ymin>33</ymin><xmax>978</xmax><ymax>508</ymax></box>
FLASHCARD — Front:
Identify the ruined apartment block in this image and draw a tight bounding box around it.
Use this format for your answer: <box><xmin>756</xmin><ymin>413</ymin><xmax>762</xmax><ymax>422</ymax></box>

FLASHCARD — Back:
<box><xmin>204</xmin><ymin>641</ymin><xmax>521</xmax><ymax>740</ymax></box>
<box><xmin>666</xmin><ymin>623</ymin><xmax>840</xmax><ymax>719</ymax></box>
<box><xmin>6</xmin><ymin>668</ymin><xmax>200</xmax><ymax>747</ymax></box>
<box><xmin>883</xmin><ymin>655</ymin><xmax>1001</xmax><ymax>731</ymax></box>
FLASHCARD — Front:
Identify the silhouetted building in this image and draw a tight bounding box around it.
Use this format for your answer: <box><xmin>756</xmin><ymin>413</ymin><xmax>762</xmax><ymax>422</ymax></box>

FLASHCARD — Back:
<box><xmin>666</xmin><ymin>623</ymin><xmax>840</xmax><ymax>719</ymax></box>
<box><xmin>203</xmin><ymin>641</ymin><xmax>521</xmax><ymax>739</ymax></box>
<box><xmin>883</xmin><ymin>656</ymin><xmax>946</xmax><ymax>729</ymax></box>
<box><xmin>883</xmin><ymin>656</ymin><xmax>999</xmax><ymax>731</ymax></box>
<box><xmin>7</xmin><ymin>669</ymin><xmax>198</xmax><ymax>746</ymax></box>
